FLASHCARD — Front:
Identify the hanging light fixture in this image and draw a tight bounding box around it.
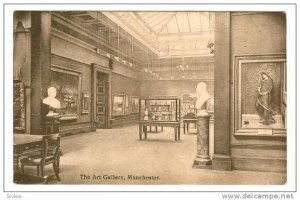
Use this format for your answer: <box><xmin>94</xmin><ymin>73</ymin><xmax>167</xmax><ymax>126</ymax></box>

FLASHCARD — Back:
<box><xmin>176</xmin><ymin>56</ymin><xmax>189</xmax><ymax>71</ymax></box>
<box><xmin>207</xmin><ymin>12</ymin><xmax>215</xmax><ymax>54</ymax></box>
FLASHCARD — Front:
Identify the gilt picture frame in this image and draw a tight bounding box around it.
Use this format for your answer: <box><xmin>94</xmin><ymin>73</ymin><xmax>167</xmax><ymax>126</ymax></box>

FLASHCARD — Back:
<box><xmin>233</xmin><ymin>54</ymin><xmax>286</xmax><ymax>136</ymax></box>
<box><xmin>50</xmin><ymin>65</ymin><xmax>82</xmax><ymax>120</ymax></box>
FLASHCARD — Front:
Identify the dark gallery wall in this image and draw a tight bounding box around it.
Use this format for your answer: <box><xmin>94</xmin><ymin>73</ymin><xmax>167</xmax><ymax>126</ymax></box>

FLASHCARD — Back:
<box><xmin>112</xmin><ymin>74</ymin><xmax>140</xmax><ymax>96</ymax></box>
<box><xmin>140</xmin><ymin>80</ymin><xmax>214</xmax><ymax>98</ymax></box>
<box><xmin>51</xmin><ymin>23</ymin><xmax>141</xmax><ymax>131</ymax></box>
<box><xmin>230</xmin><ymin>12</ymin><xmax>287</xmax><ymax>172</ymax></box>
<box><xmin>231</xmin><ymin>12</ymin><xmax>286</xmax><ymax>55</ymax></box>
<box><xmin>111</xmin><ymin>73</ymin><xmax>140</xmax><ymax>127</ymax></box>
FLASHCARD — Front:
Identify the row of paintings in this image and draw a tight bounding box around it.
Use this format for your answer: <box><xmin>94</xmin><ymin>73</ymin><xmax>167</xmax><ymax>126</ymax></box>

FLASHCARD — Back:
<box><xmin>113</xmin><ymin>94</ymin><xmax>139</xmax><ymax>116</ymax></box>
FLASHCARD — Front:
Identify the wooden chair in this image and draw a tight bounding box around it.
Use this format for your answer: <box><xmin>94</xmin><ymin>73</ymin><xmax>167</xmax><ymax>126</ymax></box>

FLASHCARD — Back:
<box><xmin>20</xmin><ymin>133</ymin><xmax>61</xmax><ymax>181</ymax></box>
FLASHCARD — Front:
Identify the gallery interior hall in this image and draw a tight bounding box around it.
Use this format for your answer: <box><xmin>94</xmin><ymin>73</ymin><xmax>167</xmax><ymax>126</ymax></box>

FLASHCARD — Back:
<box><xmin>12</xmin><ymin>11</ymin><xmax>287</xmax><ymax>184</ymax></box>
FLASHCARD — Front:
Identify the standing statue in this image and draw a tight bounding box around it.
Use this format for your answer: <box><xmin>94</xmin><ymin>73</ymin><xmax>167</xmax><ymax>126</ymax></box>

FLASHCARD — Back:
<box><xmin>195</xmin><ymin>82</ymin><xmax>212</xmax><ymax>116</ymax></box>
<box><xmin>42</xmin><ymin>87</ymin><xmax>61</xmax><ymax>116</ymax></box>
<box><xmin>255</xmin><ymin>72</ymin><xmax>275</xmax><ymax>125</ymax></box>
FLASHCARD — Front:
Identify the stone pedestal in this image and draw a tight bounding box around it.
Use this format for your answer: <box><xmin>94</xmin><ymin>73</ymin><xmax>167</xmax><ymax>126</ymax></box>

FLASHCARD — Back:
<box><xmin>45</xmin><ymin>115</ymin><xmax>61</xmax><ymax>135</ymax></box>
<box><xmin>193</xmin><ymin>114</ymin><xmax>212</xmax><ymax>169</ymax></box>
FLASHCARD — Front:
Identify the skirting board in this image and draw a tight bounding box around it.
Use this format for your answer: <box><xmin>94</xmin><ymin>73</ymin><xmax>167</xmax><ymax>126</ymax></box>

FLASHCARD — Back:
<box><xmin>212</xmin><ymin>154</ymin><xmax>232</xmax><ymax>171</ymax></box>
<box><xmin>232</xmin><ymin>156</ymin><xmax>286</xmax><ymax>173</ymax></box>
<box><xmin>60</xmin><ymin>124</ymin><xmax>92</xmax><ymax>137</ymax></box>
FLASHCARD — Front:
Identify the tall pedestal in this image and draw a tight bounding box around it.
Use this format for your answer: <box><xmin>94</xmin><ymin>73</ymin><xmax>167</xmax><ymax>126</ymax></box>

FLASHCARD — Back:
<box><xmin>46</xmin><ymin>115</ymin><xmax>61</xmax><ymax>135</ymax></box>
<box><xmin>193</xmin><ymin>114</ymin><xmax>212</xmax><ymax>169</ymax></box>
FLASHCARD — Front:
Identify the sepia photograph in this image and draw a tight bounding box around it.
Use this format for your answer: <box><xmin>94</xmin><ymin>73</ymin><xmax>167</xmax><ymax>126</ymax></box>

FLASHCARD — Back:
<box><xmin>2</xmin><ymin>1</ymin><xmax>298</xmax><ymax>199</ymax></box>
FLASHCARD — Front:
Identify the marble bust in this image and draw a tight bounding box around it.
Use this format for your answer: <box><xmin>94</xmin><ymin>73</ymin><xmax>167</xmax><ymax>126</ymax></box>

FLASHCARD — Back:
<box><xmin>195</xmin><ymin>82</ymin><xmax>211</xmax><ymax>116</ymax></box>
<box><xmin>42</xmin><ymin>87</ymin><xmax>61</xmax><ymax>116</ymax></box>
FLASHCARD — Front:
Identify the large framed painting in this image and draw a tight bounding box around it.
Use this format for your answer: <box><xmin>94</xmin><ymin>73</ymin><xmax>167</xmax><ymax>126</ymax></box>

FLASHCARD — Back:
<box><xmin>112</xmin><ymin>94</ymin><xmax>124</xmax><ymax>116</ymax></box>
<box><xmin>233</xmin><ymin>54</ymin><xmax>286</xmax><ymax>136</ymax></box>
<box><xmin>50</xmin><ymin>65</ymin><xmax>82</xmax><ymax>120</ymax></box>
<box><xmin>13</xmin><ymin>81</ymin><xmax>26</xmax><ymax>131</ymax></box>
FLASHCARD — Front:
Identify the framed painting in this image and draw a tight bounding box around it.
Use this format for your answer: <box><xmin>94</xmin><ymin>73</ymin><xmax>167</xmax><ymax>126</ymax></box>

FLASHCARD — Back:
<box><xmin>13</xmin><ymin>81</ymin><xmax>26</xmax><ymax>131</ymax></box>
<box><xmin>50</xmin><ymin>65</ymin><xmax>82</xmax><ymax>120</ymax></box>
<box><xmin>233</xmin><ymin>54</ymin><xmax>286</xmax><ymax>136</ymax></box>
<box><xmin>81</xmin><ymin>93</ymin><xmax>90</xmax><ymax>114</ymax></box>
<box><xmin>112</xmin><ymin>94</ymin><xmax>124</xmax><ymax>116</ymax></box>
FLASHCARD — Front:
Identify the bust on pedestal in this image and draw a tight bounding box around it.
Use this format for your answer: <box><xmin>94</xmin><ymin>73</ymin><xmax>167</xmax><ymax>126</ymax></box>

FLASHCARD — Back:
<box><xmin>42</xmin><ymin>87</ymin><xmax>61</xmax><ymax>135</ymax></box>
<box><xmin>193</xmin><ymin>82</ymin><xmax>212</xmax><ymax>169</ymax></box>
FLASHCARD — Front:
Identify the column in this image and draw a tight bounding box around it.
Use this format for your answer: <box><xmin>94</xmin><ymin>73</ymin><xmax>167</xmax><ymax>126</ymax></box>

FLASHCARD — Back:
<box><xmin>212</xmin><ymin>12</ymin><xmax>232</xmax><ymax>171</ymax></box>
<box><xmin>193</xmin><ymin>115</ymin><xmax>211</xmax><ymax>169</ymax></box>
<box><xmin>30</xmin><ymin>11</ymin><xmax>52</xmax><ymax>135</ymax></box>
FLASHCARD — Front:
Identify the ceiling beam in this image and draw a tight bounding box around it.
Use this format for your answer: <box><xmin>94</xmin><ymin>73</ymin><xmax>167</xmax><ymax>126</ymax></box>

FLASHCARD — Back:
<box><xmin>199</xmin><ymin>12</ymin><xmax>215</xmax><ymax>22</ymax></box>
<box><xmin>133</xmin><ymin>13</ymin><xmax>156</xmax><ymax>36</ymax></box>
<box><xmin>102</xmin><ymin>11</ymin><xmax>160</xmax><ymax>55</ymax></box>
<box><xmin>79</xmin><ymin>19</ymin><xmax>98</xmax><ymax>24</ymax></box>
<box><xmin>187</xmin><ymin>12</ymin><xmax>192</xmax><ymax>33</ymax></box>
<box><xmin>146</xmin><ymin>66</ymin><xmax>214</xmax><ymax>72</ymax></box>
<box><xmin>160</xmin><ymin>30</ymin><xmax>211</xmax><ymax>37</ymax></box>
<box><xmin>142</xmin><ymin>12</ymin><xmax>159</xmax><ymax>20</ymax></box>
<box><xmin>150</xmin><ymin>13</ymin><xmax>175</xmax><ymax>29</ymax></box>
<box><xmin>147</xmin><ymin>12</ymin><xmax>168</xmax><ymax>24</ymax></box>
<box><xmin>156</xmin><ymin>13</ymin><xmax>176</xmax><ymax>34</ymax></box>
<box><xmin>175</xmin><ymin>14</ymin><xmax>180</xmax><ymax>33</ymax></box>
<box><xmin>70</xmin><ymin>12</ymin><xmax>90</xmax><ymax>17</ymax></box>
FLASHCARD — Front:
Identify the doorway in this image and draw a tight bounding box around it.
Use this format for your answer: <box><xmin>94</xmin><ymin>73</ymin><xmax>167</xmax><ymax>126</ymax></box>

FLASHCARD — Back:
<box><xmin>95</xmin><ymin>72</ymin><xmax>109</xmax><ymax>129</ymax></box>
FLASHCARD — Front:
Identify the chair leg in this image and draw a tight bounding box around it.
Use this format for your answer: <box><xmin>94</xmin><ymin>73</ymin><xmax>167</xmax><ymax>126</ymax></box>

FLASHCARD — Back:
<box><xmin>53</xmin><ymin>163</ymin><xmax>60</xmax><ymax>181</ymax></box>
<box><xmin>37</xmin><ymin>166</ymin><xmax>39</xmax><ymax>176</ymax></box>
<box><xmin>21</xmin><ymin>164</ymin><xmax>24</xmax><ymax>172</ymax></box>
<box><xmin>43</xmin><ymin>176</ymin><xmax>49</xmax><ymax>184</ymax></box>
<box><xmin>57</xmin><ymin>156</ymin><xmax>60</xmax><ymax>172</ymax></box>
<box><xmin>41</xmin><ymin>166</ymin><xmax>44</xmax><ymax>177</ymax></box>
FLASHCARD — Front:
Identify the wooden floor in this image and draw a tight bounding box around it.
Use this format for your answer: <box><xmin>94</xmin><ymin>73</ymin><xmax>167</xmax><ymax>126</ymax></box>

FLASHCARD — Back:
<box><xmin>23</xmin><ymin>124</ymin><xmax>286</xmax><ymax>185</ymax></box>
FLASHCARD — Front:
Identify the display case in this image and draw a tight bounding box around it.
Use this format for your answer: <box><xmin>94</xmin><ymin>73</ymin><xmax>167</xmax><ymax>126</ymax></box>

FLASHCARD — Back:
<box><xmin>139</xmin><ymin>97</ymin><xmax>181</xmax><ymax>122</ymax></box>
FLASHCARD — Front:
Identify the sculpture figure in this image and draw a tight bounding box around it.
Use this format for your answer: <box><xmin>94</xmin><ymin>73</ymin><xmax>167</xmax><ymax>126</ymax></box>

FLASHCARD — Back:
<box><xmin>42</xmin><ymin>87</ymin><xmax>61</xmax><ymax>116</ymax></box>
<box><xmin>255</xmin><ymin>72</ymin><xmax>275</xmax><ymax>125</ymax></box>
<box><xmin>195</xmin><ymin>82</ymin><xmax>212</xmax><ymax>116</ymax></box>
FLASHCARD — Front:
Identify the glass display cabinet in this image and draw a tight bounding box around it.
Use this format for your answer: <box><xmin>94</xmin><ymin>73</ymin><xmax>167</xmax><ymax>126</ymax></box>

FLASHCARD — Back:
<box><xmin>138</xmin><ymin>97</ymin><xmax>181</xmax><ymax>141</ymax></box>
<box><xmin>139</xmin><ymin>98</ymin><xmax>181</xmax><ymax>122</ymax></box>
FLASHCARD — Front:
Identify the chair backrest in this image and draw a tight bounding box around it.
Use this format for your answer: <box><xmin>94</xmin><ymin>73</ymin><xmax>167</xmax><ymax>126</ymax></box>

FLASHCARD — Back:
<box><xmin>41</xmin><ymin>133</ymin><xmax>60</xmax><ymax>164</ymax></box>
<box><xmin>46</xmin><ymin>133</ymin><xmax>60</xmax><ymax>157</ymax></box>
